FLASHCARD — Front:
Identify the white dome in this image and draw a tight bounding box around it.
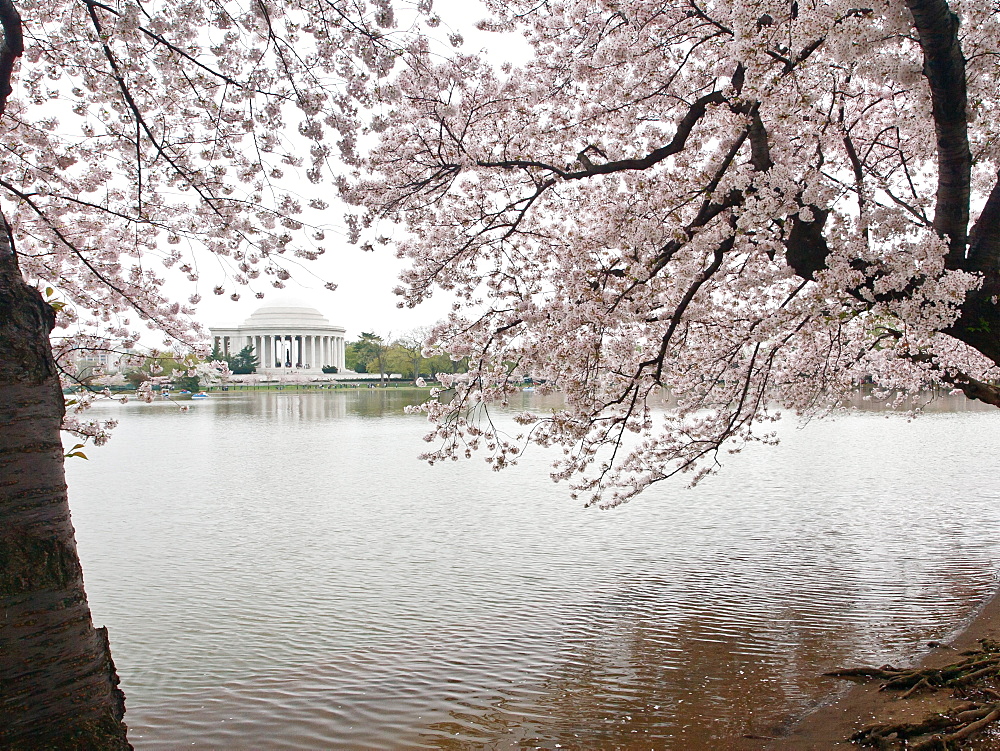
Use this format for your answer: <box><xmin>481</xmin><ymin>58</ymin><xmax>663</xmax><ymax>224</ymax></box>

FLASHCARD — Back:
<box><xmin>241</xmin><ymin>304</ymin><xmax>332</xmax><ymax>328</ymax></box>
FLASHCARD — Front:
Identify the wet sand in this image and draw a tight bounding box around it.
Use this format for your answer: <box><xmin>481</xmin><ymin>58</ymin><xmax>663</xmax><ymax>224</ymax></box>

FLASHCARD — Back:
<box><xmin>764</xmin><ymin>589</ymin><xmax>1000</xmax><ymax>750</ymax></box>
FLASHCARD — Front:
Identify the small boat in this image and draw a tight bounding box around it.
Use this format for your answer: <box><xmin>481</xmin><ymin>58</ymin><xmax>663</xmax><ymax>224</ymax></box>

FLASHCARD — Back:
<box><xmin>191</xmin><ymin>392</ymin><xmax>209</xmax><ymax>399</ymax></box>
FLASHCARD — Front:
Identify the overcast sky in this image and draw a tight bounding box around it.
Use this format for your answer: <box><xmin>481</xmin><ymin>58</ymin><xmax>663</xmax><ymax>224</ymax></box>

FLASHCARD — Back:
<box><xmin>190</xmin><ymin>0</ymin><xmax>531</xmax><ymax>342</ymax></box>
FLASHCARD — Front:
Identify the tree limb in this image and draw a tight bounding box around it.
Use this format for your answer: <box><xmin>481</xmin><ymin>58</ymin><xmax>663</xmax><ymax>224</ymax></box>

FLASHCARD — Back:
<box><xmin>478</xmin><ymin>89</ymin><xmax>728</xmax><ymax>180</ymax></box>
<box><xmin>904</xmin><ymin>0</ymin><xmax>971</xmax><ymax>266</ymax></box>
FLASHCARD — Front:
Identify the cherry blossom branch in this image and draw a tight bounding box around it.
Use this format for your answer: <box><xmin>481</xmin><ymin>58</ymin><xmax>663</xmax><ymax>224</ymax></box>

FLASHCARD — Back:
<box><xmin>903</xmin><ymin>350</ymin><xmax>1000</xmax><ymax>408</ymax></box>
<box><xmin>84</xmin><ymin>2</ymin><xmax>230</xmax><ymax>225</ymax></box>
<box><xmin>80</xmin><ymin>0</ymin><xmax>243</xmax><ymax>88</ymax></box>
<box><xmin>3</xmin><ymin>181</ymin><xmax>190</xmax><ymax>341</ymax></box>
<box><xmin>363</xmin><ymin>0</ymin><xmax>1000</xmax><ymax>506</ymax></box>
<box><xmin>642</xmin><ymin>238</ymin><xmax>730</xmax><ymax>385</ymax></box>
<box><xmin>478</xmin><ymin>89</ymin><xmax>729</xmax><ymax>180</ymax></box>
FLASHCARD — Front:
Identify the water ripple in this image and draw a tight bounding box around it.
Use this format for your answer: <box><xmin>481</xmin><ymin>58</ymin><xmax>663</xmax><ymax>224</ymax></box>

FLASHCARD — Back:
<box><xmin>67</xmin><ymin>391</ymin><xmax>1000</xmax><ymax>749</ymax></box>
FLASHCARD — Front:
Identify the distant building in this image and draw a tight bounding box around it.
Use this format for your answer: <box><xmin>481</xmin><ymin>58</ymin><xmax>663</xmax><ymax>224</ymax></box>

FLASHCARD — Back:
<box><xmin>209</xmin><ymin>304</ymin><xmax>347</xmax><ymax>375</ymax></box>
<box><xmin>75</xmin><ymin>349</ymin><xmax>120</xmax><ymax>372</ymax></box>
<box><xmin>73</xmin><ymin>347</ymin><xmax>133</xmax><ymax>376</ymax></box>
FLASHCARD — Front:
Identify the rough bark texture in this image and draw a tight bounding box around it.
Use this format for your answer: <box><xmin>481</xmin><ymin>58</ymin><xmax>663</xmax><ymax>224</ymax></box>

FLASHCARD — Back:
<box><xmin>905</xmin><ymin>0</ymin><xmax>971</xmax><ymax>265</ymax></box>
<box><xmin>0</xmin><ymin>221</ymin><xmax>130</xmax><ymax>749</ymax></box>
<box><xmin>947</xmin><ymin>175</ymin><xmax>1000</xmax><ymax>367</ymax></box>
<box><xmin>903</xmin><ymin>0</ymin><xmax>1000</xmax><ymax>368</ymax></box>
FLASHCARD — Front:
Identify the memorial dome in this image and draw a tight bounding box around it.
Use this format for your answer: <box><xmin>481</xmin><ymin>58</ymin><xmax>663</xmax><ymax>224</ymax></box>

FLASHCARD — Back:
<box><xmin>209</xmin><ymin>301</ymin><xmax>346</xmax><ymax>375</ymax></box>
<box><xmin>241</xmin><ymin>304</ymin><xmax>332</xmax><ymax>329</ymax></box>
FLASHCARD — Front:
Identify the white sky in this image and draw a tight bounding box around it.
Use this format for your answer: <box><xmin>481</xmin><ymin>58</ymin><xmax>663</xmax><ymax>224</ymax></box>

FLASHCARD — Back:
<box><xmin>190</xmin><ymin>0</ymin><xmax>532</xmax><ymax>342</ymax></box>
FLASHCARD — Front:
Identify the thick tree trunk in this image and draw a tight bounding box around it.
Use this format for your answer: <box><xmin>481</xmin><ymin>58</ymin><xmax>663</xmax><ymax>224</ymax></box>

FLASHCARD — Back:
<box><xmin>0</xmin><ymin>221</ymin><xmax>130</xmax><ymax>749</ymax></box>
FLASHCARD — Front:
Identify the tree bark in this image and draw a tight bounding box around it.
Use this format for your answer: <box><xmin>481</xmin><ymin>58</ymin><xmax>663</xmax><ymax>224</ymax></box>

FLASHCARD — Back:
<box><xmin>0</xmin><ymin>220</ymin><xmax>130</xmax><ymax>749</ymax></box>
<box><xmin>904</xmin><ymin>0</ymin><xmax>971</xmax><ymax>266</ymax></box>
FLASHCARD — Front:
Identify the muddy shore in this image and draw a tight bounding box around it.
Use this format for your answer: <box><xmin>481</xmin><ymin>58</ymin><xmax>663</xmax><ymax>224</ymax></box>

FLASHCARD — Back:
<box><xmin>753</xmin><ymin>589</ymin><xmax>1000</xmax><ymax>750</ymax></box>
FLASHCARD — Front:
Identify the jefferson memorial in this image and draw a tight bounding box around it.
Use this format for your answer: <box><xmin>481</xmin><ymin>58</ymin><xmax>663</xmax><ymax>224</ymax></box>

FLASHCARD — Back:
<box><xmin>209</xmin><ymin>303</ymin><xmax>347</xmax><ymax>375</ymax></box>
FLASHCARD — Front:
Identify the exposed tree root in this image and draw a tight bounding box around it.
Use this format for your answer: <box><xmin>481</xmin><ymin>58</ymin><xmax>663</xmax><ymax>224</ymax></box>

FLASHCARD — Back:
<box><xmin>826</xmin><ymin>640</ymin><xmax>1000</xmax><ymax>749</ymax></box>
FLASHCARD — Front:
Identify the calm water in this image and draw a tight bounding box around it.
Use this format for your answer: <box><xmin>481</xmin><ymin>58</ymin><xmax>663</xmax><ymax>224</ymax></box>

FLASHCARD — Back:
<box><xmin>67</xmin><ymin>390</ymin><xmax>1000</xmax><ymax>750</ymax></box>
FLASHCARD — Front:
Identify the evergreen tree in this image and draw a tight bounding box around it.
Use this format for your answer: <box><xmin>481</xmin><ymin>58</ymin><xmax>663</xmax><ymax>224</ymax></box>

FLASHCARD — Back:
<box><xmin>229</xmin><ymin>344</ymin><xmax>259</xmax><ymax>375</ymax></box>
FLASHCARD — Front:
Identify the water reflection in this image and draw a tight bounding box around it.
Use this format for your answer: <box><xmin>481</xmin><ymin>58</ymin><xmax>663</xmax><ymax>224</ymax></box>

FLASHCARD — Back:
<box><xmin>66</xmin><ymin>391</ymin><xmax>1000</xmax><ymax>750</ymax></box>
<box><xmin>209</xmin><ymin>388</ymin><xmax>429</xmax><ymax>421</ymax></box>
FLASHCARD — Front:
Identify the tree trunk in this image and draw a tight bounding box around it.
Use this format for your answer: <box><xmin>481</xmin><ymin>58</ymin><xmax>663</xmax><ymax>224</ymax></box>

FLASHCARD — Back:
<box><xmin>0</xmin><ymin>221</ymin><xmax>130</xmax><ymax>749</ymax></box>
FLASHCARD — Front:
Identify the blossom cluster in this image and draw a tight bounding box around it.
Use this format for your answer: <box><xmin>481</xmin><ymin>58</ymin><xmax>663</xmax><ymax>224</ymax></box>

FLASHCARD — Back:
<box><xmin>6</xmin><ymin>0</ymin><xmax>421</xmax><ymax>428</ymax></box>
<box><xmin>353</xmin><ymin>0</ymin><xmax>1000</xmax><ymax>505</ymax></box>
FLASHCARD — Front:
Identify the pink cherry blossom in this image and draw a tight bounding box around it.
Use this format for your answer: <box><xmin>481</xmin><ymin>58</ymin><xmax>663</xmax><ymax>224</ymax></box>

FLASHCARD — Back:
<box><xmin>0</xmin><ymin>0</ymin><xmax>432</xmax><ymax>446</ymax></box>
<box><xmin>352</xmin><ymin>0</ymin><xmax>1000</xmax><ymax>506</ymax></box>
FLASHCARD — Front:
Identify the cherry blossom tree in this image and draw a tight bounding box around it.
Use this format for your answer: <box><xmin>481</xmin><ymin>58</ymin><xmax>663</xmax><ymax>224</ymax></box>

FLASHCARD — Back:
<box><xmin>353</xmin><ymin>0</ymin><xmax>1000</xmax><ymax>507</ymax></box>
<box><xmin>4</xmin><ymin>0</ymin><xmax>998</xmax><ymax>744</ymax></box>
<box><xmin>0</xmin><ymin>0</ymin><xmax>413</xmax><ymax>745</ymax></box>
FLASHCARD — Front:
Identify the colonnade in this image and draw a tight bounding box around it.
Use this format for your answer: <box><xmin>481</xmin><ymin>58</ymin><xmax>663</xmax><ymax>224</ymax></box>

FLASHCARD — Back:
<box><xmin>213</xmin><ymin>332</ymin><xmax>346</xmax><ymax>373</ymax></box>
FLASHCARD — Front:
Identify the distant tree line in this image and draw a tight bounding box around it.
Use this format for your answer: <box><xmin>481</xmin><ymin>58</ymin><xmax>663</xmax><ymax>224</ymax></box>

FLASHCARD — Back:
<box><xmin>78</xmin><ymin>333</ymin><xmax>462</xmax><ymax>392</ymax></box>
<box><xmin>346</xmin><ymin>330</ymin><xmax>468</xmax><ymax>382</ymax></box>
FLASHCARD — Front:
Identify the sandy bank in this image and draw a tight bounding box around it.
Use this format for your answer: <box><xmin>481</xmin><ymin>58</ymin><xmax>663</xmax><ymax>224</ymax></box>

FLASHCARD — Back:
<box><xmin>760</xmin><ymin>589</ymin><xmax>1000</xmax><ymax>750</ymax></box>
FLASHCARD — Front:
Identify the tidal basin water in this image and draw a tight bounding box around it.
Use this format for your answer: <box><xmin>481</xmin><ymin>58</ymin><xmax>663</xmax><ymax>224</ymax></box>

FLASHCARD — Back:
<box><xmin>67</xmin><ymin>389</ymin><xmax>1000</xmax><ymax>750</ymax></box>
